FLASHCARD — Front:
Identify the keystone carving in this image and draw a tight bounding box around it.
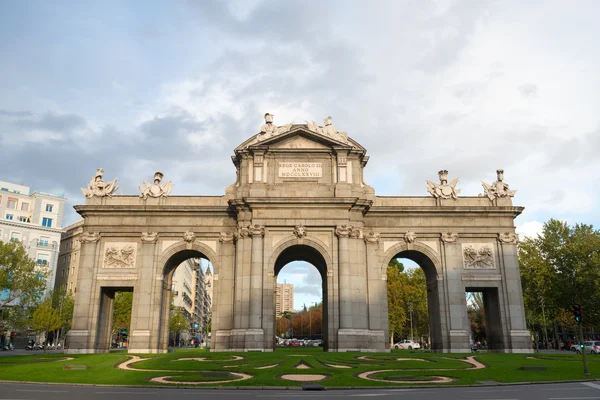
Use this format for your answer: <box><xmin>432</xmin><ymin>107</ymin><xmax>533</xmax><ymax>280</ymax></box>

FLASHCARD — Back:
<box><xmin>141</xmin><ymin>232</ymin><xmax>158</xmax><ymax>243</ymax></box>
<box><xmin>364</xmin><ymin>231</ymin><xmax>380</xmax><ymax>244</ymax></box>
<box><xmin>482</xmin><ymin>169</ymin><xmax>517</xmax><ymax>201</ymax></box>
<box><xmin>249</xmin><ymin>225</ymin><xmax>265</xmax><ymax>237</ymax></box>
<box><xmin>104</xmin><ymin>245</ymin><xmax>136</xmax><ymax>268</ymax></box>
<box><xmin>293</xmin><ymin>225</ymin><xmax>307</xmax><ymax>239</ymax></box>
<box><xmin>463</xmin><ymin>244</ymin><xmax>494</xmax><ymax>269</ymax></box>
<box><xmin>426</xmin><ymin>170</ymin><xmax>461</xmax><ymax>200</ymax></box>
<box><xmin>219</xmin><ymin>232</ymin><xmax>237</xmax><ymax>243</ymax></box>
<box><xmin>498</xmin><ymin>232</ymin><xmax>518</xmax><ymax>244</ymax></box>
<box><xmin>81</xmin><ymin>168</ymin><xmax>119</xmax><ymax>198</ymax></box>
<box><xmin>79</xmin><ymin>232</ymin><xmax>100</xmax><ymax>243</ymax></box>
<box><xmin>404</xmin><ymin>231</ymin><xmax>417</xmax><ymax>244</ymax></box>
<box><xmin>335</xmin><ymin>225</ymin><xmax>352</xmax><ymax>238</ymax></box>
<box><xmin>441</xmin><ymin>232</ymin><xmax>459</xmax><ymax>243</ymax></box>
<box><xmin>183</xmin><ymin>231</ymin><xmax>196</xmax><ymax>243</ymax></box>
<box><xmin>139</xmin><ymin>172</ymin><xmax>173</xmax><ymax>199</ymax></box>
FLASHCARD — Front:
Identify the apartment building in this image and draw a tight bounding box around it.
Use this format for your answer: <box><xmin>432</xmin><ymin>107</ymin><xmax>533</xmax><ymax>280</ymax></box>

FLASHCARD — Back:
<box><xmin>275</xmin><ymin>283</ymin><xmax>294</xmax><ymax>316</ymax></box>
<box><xmin>0</xmin><ymin>180</ymin><xmax>67</xmax><ymax>298</ymax></box>
<box><xmin>54</xmin><ymin>221</ymin><xmax>83</xmax><ymax>294</ymax></box>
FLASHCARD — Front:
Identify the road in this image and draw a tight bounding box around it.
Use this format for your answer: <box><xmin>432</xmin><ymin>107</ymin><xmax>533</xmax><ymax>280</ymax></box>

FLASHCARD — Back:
<box><xmin>1</xmin><ymin>381</ymin><xmax>600</xmax><ymax>400</ymax></box>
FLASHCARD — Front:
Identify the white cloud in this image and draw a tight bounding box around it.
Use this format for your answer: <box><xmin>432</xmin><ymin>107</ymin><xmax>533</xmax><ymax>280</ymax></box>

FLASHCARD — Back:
<box><xmin>516</xmin><ymin>221</ymin><xmax>544</xmax><ymax>240</ymax></box>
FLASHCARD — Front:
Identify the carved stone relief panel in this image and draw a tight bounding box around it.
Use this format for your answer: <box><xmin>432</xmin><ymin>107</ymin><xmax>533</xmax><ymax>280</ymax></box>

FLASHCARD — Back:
<box><xmin>103</xmin><ymin>242</ymin><xmax>138</xmax><ymax>269</ymax></box>
<box><xmin>498</xmin><ymin>232</ymin><xmax>518</xmax><ymax>244</ymax></box>
<box><xmin>462</xmin><ymin>243</ymin><xmax>495</xmax><ymax>269</ymax></box>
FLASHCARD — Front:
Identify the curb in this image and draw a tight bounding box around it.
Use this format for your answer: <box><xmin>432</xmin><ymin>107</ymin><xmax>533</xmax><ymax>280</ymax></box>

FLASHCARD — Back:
<box><xmin>0</xmin><ymin>378</ymin><xmax>599</xmax><ymax>390</ymax></box>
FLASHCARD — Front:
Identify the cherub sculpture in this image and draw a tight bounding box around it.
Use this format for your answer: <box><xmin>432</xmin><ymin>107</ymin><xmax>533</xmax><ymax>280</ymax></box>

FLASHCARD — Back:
<box><xmin>81</xmin><ymin>168</ymin><xmax>119</xmax><ymax>198</ymax></box>
<box><xmin>139</xmin><ymin>172</ymin><xmax>173</xmax><ymax>199</ymax></box>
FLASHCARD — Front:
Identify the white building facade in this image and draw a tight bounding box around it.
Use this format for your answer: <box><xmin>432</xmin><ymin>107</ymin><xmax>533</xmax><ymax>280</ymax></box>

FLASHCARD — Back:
<box><xmin>0</xmin><ymin>181</ymin><xmax>67</xmax><ymax>298</ymax></box>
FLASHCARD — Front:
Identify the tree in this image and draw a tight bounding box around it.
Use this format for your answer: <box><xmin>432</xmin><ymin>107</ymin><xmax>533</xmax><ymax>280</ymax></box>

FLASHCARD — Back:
<box><xmin>0</xmin><ymin>240</ymin><xmax>47</xmax><ymax>332</ymax></box>
<box><xmin>519</xmin><ymin>219</ymin><xmax>600</xmax><ymax>340</ymax></box>
<box><xmin>387</xmin><ymin>262</ymin><xmax>407</xmax><ymax>347</ymax></box>
<box><xmin>111</xmin><ymin>291</ymin><xmax>133</xmax><ymax>343</ymax></box>
<box><xmin>51</xmin><ymin>287</ymin><xmax>74</xmax><ymax>343</ymax></box>
<box><xmin>467</xmin><ymin>292</ymin><xmax>486</xmax><ymax>342</ymax></box>
<box><xmin>169</xmin><ymin>308</ymin><xmax>189</xmax><ymax>343</ymax></box>
<box><xmin>31</xmin><ymin>298</ymin><xmax>61</xmax><ymax>353</ymax></box>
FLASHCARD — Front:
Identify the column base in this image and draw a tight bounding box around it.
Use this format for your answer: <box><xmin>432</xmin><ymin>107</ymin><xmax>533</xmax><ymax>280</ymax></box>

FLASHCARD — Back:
<box><xmin>509</xmin><ymin>330</ymin><xmax>534</xmax><ymax>353</ymax></box>
<box><xmin>448</xmin><ymin>329</ymin><xmax>471</xmax><ymax>353</ymax></box>
<box><xmin>337</xmin><ymin>329</ymin><xmax>389</xmax><ymax>352</ymax></box>
<box><xmin>244</xmin><ymin>328</ymin><xmax>265</xmax><ymax>351</ymax></box>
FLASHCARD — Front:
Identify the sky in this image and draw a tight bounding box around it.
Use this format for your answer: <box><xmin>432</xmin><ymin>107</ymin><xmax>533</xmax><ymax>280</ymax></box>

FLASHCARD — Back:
<box><xmin>1</xmin><ymin>1</ymin><xmax>599</xmax><ymax>310</ymax></box>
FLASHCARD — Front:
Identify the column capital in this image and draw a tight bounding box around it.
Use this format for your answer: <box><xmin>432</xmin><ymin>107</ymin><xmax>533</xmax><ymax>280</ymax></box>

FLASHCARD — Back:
<box><xmin>249</xmin><ymin>224</ymin><xmax>265</xmax><ymax>237</ymax></box>
<box><xmin>498</xmin><ymin>232</ymin><xmax>518</xmax><ymax>244</ymax></box>
<box><xmin>363</xmin><ymin>231</ymin><xmax>380</xmax><ymax>244</ymax></box>
<box><xmin>335</xmin><ymin>224</ymin><xmax>352</xmax><ymax>238</ymax></box>
<box><xmin>219</xmin><ymin>231</ymin><xmax>237</xmax><ymax>243</ymax></box>
<box><xmin>141</xmin><ymin>232</ymin><xmax>158</xmax><ymax>244</ymax></box>
<box><xmin>440</xmin><ymin>232</ymin><xmax>458</xmax><ymax>243</ymax></box>
<box><xmin>79</xmin><ymin>232</ymin><xmax>100</xmax><ymax>243</ymax></box>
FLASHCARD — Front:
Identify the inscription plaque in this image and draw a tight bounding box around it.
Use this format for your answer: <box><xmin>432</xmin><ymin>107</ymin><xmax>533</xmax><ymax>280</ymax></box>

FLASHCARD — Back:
<box><xmin>279</xmin><ymin>162</ymin><xmax>322</xmax><ymax>178</ymax></box>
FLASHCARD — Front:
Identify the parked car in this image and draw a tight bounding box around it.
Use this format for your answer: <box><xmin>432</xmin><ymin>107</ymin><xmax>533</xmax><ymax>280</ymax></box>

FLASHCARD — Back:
<box><xmin>393</xmin><ymin>339</ymin><xmax>421</xmax><ymax>350</ymax></box>
<box><xmin>576</xmin><ymin>341</ymin><xmax>600</xmax><ymax>355</ymax></box>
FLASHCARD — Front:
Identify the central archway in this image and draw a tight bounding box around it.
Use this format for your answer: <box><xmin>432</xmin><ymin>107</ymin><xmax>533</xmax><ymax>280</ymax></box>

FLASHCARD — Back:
<box><xmin>272</xmin><ymin>243</ymin><xmax>330</xmax><ymax>351</ymax></box>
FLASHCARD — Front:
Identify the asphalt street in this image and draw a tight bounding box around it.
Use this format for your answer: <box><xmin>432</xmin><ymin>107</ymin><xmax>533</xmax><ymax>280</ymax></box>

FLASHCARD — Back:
<box><xmin>1</xmin><ymin>381</ymin><xmax>600</xmax><ymax>400</ymax></box>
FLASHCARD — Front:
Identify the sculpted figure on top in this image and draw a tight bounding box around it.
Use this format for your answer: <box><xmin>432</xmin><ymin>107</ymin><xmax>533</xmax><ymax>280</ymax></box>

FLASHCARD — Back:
<box><xmin>257</xmin><ymin>113</ymin><xmax>294</xmax><ymax>141</ymax></box>
<box><xmin>139</xmin><ymin>172</ymin><xmax>173</xmax><ymax>200</ymax></box>
<box><xmin>482</xmin><ymin>169</ymin><xmax>517</xmax><ymax>201</ymax></box>
<box><xmin>81</xmin><ymin>168</ymin><xmax>119</xmax><ymax>198</ymax></box>
<box><xmin>426</xmin><ymin>170</ymin><xmax>461</xmax><ymax>200</ymax></box>
<box><xmin>306</xmin><ymin>116</ymin><xmax>348</xmax><ymax>143</ymax></box>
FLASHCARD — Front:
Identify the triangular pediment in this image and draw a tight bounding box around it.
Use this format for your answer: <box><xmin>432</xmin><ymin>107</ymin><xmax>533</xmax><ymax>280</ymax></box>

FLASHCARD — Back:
<box><xmin>236</xmin><ymin>125</ymin><xmax>361</xmax><ymax>153</ymax></box>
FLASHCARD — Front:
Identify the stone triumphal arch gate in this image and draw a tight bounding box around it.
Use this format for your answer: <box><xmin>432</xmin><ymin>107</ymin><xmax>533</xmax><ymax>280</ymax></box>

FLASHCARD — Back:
<box><xmin>66</xmin><ymin>115</ymin><xmax>531</xmax><ymax>354</ymax></box>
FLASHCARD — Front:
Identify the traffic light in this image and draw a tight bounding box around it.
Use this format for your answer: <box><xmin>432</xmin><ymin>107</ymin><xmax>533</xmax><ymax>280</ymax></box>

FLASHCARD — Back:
<box><xmin>193</xmin><ymin>322</ymin><xmax>199</xmax><ymax>330</ymax></box>
<box><xmin>572</xmin><ymin>304</ymin><xmax>583</xmax><ymax>324</ymax></box>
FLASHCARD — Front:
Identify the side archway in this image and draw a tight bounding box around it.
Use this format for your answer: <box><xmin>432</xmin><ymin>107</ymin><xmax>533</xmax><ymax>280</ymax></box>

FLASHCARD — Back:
<box><xmin>156</xmin><ymin>241</ymin><xmax>219</xmax><ymax>352</ymax></box>
<box><xmin>382</xmin><ymin>242</ymin><xmax>444</xmax><ymax>351</ymax></box>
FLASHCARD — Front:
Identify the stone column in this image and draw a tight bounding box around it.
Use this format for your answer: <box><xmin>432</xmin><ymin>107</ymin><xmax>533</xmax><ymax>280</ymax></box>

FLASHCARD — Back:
<box><xmin>244</xmin><ymin>225</ymin><xmax>265</xmax><ymax>349</ymax></box>
<box><xmin>498</xmin><ymin>233</ymin><xmax>532</xmax><ymax>353</ymax></box>
<box><xmin>129</xmin><ymin>233</ymin><xmax>158</xmax><ymax>353</ymax></box>
<box><xmin>364</xmin><ymin>232</ymin><xmax>387</xmax><ymax>351</ymax></box>
<box><xmin>231</xmin><ymin>224</ymin><xmax>250</xmax><ymax>350</ymax></box>
<box><xmin>336</xmin><ymin>225</ymin><xmax>352</xmax><ymax>329</ymax></box>
<box><xmin>212</xmin><ymin>231</ymin><xmax>236</xmax><ymax>351</ymax></box>
<box><xmin>66</xmin><ymin>232</ymin><xmax>100</xmax><ymax>354</ymax></box>
<box><xmin>440</xmin><ymin>237</ymin><xmax>470</xmax><ymax>353</ymax></box>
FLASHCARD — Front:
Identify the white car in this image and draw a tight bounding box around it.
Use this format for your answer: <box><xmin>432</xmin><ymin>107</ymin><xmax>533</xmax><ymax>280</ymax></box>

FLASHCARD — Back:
<box><xmin>393</xmin><ymin>340</ymin><xmax>421</xmax><ymax>350</ymax></box>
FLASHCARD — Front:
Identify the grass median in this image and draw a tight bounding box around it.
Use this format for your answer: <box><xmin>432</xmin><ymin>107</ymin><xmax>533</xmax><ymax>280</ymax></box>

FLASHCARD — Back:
<box><xmin>0</xmin><ymin>348</ymin><xmax>597</xmax><ymax>387</ymax></box>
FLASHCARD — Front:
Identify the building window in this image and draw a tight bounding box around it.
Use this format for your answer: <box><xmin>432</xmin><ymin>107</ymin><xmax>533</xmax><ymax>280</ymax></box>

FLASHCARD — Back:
<box><xmin>21</xmin><ymin>202</ymin><xmax>29</xmax><ymax>211</ymax></box>
<box><xmin>7</xmin><ymin>199</ymin><xmax>16</xmax><ymax>209</ymax></box>
<box><xmin>6</xmin><ymin>214</ymin><xmax>13</xmax><ymax>220</ymax></box>
<box><xmin>36</xmin><ymin>258</ymin><xmax>48</xmax><ymax>266</ymax></box>
<box><xmin>45</xmin><ymin>204</ymin><xmax>53</xmax><ymax>212</ymax></box>
<box><xmin>39</xmin><ymin>238</ymin><xmax>49</xmax><ymax>247</ymax></box>
<box><xmin>42</xmin><ymin>217</ymin><xmax>53</xmax><ymax>227</ymax></box>
<box><xmin>10</xmin><ymin>232</ymin><xmax>21</xmax><ymax>242</ymax></box>
<box><xmin>18</xmin><ymin>216</ymin><xmax>27</xmax><ymax>222</ymax></box>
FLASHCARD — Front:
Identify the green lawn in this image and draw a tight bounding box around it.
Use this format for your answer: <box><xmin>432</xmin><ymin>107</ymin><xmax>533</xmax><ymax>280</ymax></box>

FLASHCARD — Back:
<box><xmin>0</xmin><ymin>348</ymin><xmax>597</xmax><ymax>387</ymax></box>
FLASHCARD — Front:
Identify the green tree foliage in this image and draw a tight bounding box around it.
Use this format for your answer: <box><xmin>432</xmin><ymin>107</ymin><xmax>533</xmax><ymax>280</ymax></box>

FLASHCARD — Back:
<box><xmin>111</xmin><ymin>291</ymin><xmax>133</xmax><ymax>340</ymax></box>
<box><xmin>0</xmin><ymin>240</ymin><xmax>46</xmax><ymax>332</ymax></box>
<box><xmin>51</xmin><ymin>287</ymin><xmax>74</xmax><ymax>341</ymax></box>
<box><xmin>169</xmin><ymin>307</ymin><xmax>189</xmax><ymax>336</ymax></box>
<box><xmin>387</xmin><ymin>259</ymin><xmax>429</xmax><ymax>346</ymax></box>
<box><xmin>467</xmin><ymin>292</ymin><xmax>486</xmax><ymax>342</ymax></box>
<box><xmin>519</xmin><ymin>219</ymin><xmax>600</xmax><ymax>335</ymax></box>
<box><xmin>31</xmin><ymin>298</ymin><xmax>61</xmax><ymax>353</ymax></box>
